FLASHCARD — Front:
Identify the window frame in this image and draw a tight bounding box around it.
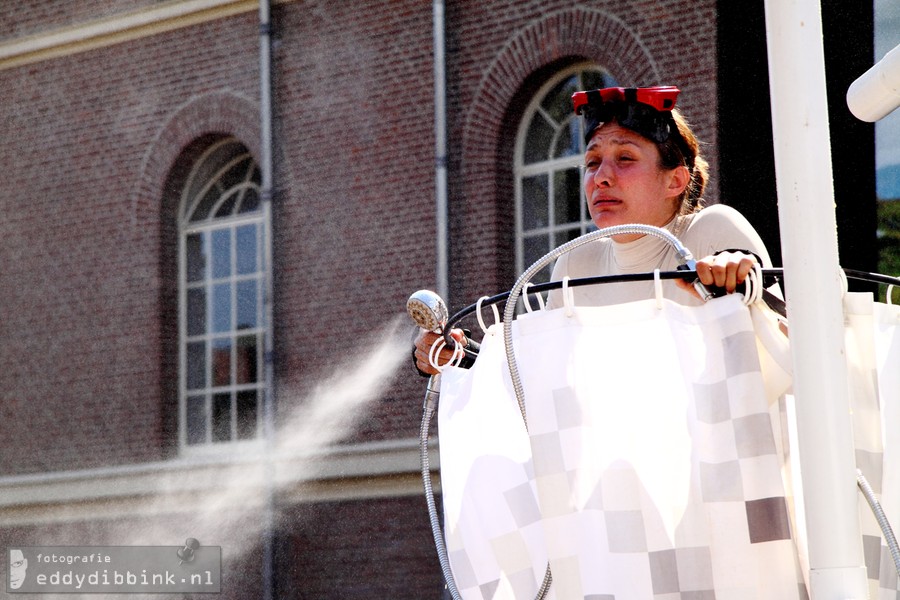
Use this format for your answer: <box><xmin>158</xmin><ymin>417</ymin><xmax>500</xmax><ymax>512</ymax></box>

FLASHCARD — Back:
<box><xmin>177</xmin><ymin>137</ymin><xmax>268</xmax><ymax>456</ymax></box>
<box><xmin>513</xmin><ymin>63</ymin><xmax>616</xmax><ymax>279</ymax></box>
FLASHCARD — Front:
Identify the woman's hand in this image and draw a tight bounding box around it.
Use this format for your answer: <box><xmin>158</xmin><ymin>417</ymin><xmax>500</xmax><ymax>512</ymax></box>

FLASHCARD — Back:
<box><xmin>676</xmin><ymin>250</ymin><xmax>758</xmax><ymax>298</ymax></box>
<box><xmin>413</xmin><ymin>328</ymin><xmax>468</xmax><ymax>376</ymax></box>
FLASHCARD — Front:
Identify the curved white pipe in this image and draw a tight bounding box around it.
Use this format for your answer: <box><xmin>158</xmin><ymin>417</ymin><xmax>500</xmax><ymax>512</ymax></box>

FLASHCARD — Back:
<box><xmin>848</xmin><ymin>42</ymin><xmax>900</xmax><ymax>122</ymax></box>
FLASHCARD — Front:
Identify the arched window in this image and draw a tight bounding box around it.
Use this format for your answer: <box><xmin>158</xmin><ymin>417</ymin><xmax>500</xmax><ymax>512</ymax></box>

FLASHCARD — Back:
<box><xmin>179</xmin><ymin>137</ymin><xmax>266</xmax><ymax>450</ymax></box>
<box><xmin>514</xmin><ymin>65</ymin><xmax>618</xmax><ymax>280</ymax></box>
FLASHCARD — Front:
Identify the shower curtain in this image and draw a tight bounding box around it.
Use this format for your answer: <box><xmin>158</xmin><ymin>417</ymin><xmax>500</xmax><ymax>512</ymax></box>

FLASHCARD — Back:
<box><xmin>845</xmin><ymin>292</ymin><xmax>900</xmax><ymax>599</ymax></box>
<box><xmin>436</xmin><ymin>291</ymin><xmax>899</xmax><ymax>599</ymax></box>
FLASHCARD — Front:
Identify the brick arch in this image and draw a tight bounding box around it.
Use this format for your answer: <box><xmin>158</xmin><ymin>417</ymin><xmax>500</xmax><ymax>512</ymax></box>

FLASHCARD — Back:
<box><xmin>454</xmin><ymin>7</ymin><xmax>662</xmax><ymax>301</ymax></box>
<box><xmin>462</xmin><ymin>7</ymin><xmax>660</xmax><ymax>162</ymax></box>
<box><xmin>132</xmin><ymin>91</ymin><xmax>262</xmax><ymax>227</ymax></box>
<box><xmin>129</xmin><ymin>91</ymin><xmax>262</xmax><ymax>456</ymax></box>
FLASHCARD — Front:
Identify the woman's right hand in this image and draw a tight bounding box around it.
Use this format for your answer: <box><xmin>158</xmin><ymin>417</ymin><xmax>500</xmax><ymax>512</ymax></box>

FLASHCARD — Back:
<box><xmin>413</xmin><ymin>328</ymin><xmax>468</xmax><ymax>376</ymax></box>
<box><xmin>675</xmin><ymin>250</ymin><xmax>758</xmax><ymax>298</ymax></box>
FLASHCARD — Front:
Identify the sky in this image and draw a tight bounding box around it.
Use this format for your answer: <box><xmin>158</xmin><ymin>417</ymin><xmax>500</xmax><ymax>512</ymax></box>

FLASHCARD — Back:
<box><xmin>876</xmin><ymin>0</ymin><xmax>900</xmax><ymax>168</ymax></box>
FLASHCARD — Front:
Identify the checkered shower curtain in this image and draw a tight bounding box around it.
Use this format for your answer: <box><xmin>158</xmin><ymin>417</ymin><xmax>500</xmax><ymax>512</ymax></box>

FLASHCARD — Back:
<box><xmin>438</xmin><ymin>294</ymin><xmax>806</xmax><ymax>599</ymax></box>
<box><xmin>845</xmin><ymin>293</ymin><xmax>900</xmax><ymax>599</ymax></box>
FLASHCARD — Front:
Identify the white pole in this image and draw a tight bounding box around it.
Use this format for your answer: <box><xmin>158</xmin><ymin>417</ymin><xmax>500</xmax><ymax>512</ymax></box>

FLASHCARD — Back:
<box><xmin>762</xmin><ymin>1</ymin><xmax>868</xmax><ymax>597</ymax></box>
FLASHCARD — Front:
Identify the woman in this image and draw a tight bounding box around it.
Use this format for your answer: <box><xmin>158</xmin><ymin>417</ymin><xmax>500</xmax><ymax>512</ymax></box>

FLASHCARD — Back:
<box><xmin>414</xmin><ymin>86</ymin><xmax>772</xmax><ymax>375</ymax></box>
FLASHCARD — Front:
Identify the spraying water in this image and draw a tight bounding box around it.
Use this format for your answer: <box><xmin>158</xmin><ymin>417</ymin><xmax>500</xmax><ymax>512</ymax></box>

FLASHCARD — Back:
<box><xmin>278</xmin><ymin>313</ymin><xmax>412</xmax><ymax>455</ymax></box>
<box><xmin>15</xmin><ymin>313</ymin><xmax>416</xmax><ymax>598</ymax></box>
<box><xmin>159</xmin><ymin>313</ymin><xmax>413</xmax><ymax>549</ymax></box>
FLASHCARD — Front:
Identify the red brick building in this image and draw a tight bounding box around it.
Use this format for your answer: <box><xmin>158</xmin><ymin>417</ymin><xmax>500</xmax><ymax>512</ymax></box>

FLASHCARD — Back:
<box><xmin>0</xmin><ymin>1</ymin><xmax>876</xmax><ymax>598</ymax></box>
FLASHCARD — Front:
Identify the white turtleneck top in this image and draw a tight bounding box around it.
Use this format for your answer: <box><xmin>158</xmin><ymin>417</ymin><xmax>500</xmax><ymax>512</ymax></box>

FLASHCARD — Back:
<box><xmin>546</xmin><ymin>204</ymin><xmax>773</xmax><ymax>309</ymax></box>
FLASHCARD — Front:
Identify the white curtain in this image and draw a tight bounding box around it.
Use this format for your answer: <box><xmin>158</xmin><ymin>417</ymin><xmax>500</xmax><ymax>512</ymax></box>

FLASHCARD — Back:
<box><xmin>845</xmin><ymin>292</ymin><xmax>900</xmax><ymax>599</ymax></box>
<box><xmin>438</xmin><ymin>294</ymin><xmax>808</xmax><ymax>599</ymax></box>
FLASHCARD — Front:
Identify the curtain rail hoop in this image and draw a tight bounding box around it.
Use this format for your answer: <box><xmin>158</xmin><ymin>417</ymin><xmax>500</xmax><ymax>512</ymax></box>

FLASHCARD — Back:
<box><xmin>444</xmin><ymin>268</ymin><xmax>900</xmax><ymax>343</ymax></box>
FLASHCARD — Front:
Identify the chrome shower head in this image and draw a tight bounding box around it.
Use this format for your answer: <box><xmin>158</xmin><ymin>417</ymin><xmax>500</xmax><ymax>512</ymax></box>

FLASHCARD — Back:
<box><xmin>407</xmin><ymin>289</ymin><xmax>448</xmax><ymax>333</ymax></box>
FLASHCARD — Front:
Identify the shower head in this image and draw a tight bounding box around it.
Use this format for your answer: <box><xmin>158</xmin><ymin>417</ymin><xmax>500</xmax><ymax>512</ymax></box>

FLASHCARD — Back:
<box><xmin>407</xmin><ymin>289</ymin><xmax>448</xmax><ymax>333</ymax></box>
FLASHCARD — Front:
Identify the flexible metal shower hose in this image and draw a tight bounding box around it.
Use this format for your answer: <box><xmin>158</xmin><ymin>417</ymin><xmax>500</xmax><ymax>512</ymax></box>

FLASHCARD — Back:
<box><xmin>418</xmin><ymin>380</ymin><xmax>553</xmax><ymax>600</ymax></box>
<box><xmin>419</xmin><ymin>225</ymin><xmax>682</xmax><ymax>599</ymax></box>
<box><xmin>419</xmin><ymin>224</ymin><xmax>900</xmax><ymax>597</ymax></box>
<box><xmin>502</xmin><ymin>224</ymin><xmax>695</xmax><ymax>426</ymax></box>
<box><xmin>857</xmin><ymin>469</ymin><xmax>900</xmax><ymax>577</ymax></box>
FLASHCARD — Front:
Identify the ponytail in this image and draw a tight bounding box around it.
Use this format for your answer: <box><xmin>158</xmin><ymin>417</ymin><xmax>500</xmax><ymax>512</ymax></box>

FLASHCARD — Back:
<box><xmin>657</xmin><ymin>109</ymin><xmax>708</xmax><ymax>215</ymax></box>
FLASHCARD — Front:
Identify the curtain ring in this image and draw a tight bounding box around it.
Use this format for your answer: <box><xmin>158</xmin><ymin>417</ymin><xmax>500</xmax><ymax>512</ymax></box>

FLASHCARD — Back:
<box><xmin>522</xmin><ymin>283</ymin><xmax>535</xmax><ymax>313</ymax></box>
<box><xmin>742</xmin><ymin>262</ymin><xmax>763</xmax><ymax>306</ymax></box>
<box><xmin>562</xmin><ymin>276</ymin><xmax>574</xmax><ymax>317</ymax></box>
<box><xmin>522</xmin><ymin>282</ymin><xmax>546</xmax><ymax>312</ymax></box>
<box><xmin>476</xmin><ymin>295</ymin><xmax>501</xmax><ymax>334</ymax></box>
<box><xmin>428</xmin><ymin>335</ymin><xmax>464</xmax><ymax>372</ymax></box>
<box><xmin>653</xmin><ymin>268</ymin><xmax>664</xmax><ymax>309</ymax></box>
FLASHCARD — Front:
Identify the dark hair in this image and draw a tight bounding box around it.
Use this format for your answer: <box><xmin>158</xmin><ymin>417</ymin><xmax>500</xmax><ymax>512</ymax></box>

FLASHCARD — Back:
<box><xmin>655</xmin><ymin>108</ymin><xmax>708</xmax><ymax>215</ymax></box>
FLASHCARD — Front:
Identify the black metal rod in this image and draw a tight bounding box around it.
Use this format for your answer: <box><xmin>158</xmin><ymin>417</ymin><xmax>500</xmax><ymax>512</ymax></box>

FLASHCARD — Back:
<box><xmin>443</xmin><ymin>267</ymin><xmax>900</xmax><ymax>346</ymax></box>
<box><xmin>844</xmin><ymin>268</ymin><xmax>900</xmax><ymax>288</ymax></box>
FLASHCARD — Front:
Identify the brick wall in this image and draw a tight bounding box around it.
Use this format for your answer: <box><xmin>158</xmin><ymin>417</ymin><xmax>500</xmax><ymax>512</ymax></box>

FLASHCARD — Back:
<box><xmin>1</xmin><ymin>509</ymin><xmax>266</xmax><ymax>599</ymax></box>
<box><xmin>268</xmin><ymin>0</ymin><xmax>439</xmax><ymax>445</ymax></box>
<box><xmin>0</xmin><ymin>11</ymin><xmax>263</xmax><ymax>474</ymax></box>
<box><xmin>278</xmin><ymin>495</ymin><xmax>444</xmax><ymax>599</ymax></box>
<box><xmin>0</xmin><ymin>0</ymin><xmax>717</xmax><ymax>473</ymax></box>
<box><xmin>0</xmin><ymin>1</ymin><xmax>164</xmax><ymax>42</ymax></box>
<box><xmin>0</xmin><ymin>0</ymin><xmax>718</xmax><ymax>594</ymax></box>
<box><xmin>0</xmin><ymin>494</ymin><xmax>441</xmax><ymax>598</ymax></box>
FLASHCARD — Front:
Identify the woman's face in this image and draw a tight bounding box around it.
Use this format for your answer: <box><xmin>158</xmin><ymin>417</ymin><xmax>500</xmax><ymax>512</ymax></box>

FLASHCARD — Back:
<box><xmin>582</xmin><ymin>121</ymin><xmax>687</xmax><ymax>242</ymax></box>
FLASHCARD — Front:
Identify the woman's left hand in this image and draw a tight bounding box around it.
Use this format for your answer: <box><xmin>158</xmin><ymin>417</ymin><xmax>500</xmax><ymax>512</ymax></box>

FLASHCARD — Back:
<box><xmin>675</xmin><ymin>250</ymin><xmax>757</xmax><ymax>297</ymax></box>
